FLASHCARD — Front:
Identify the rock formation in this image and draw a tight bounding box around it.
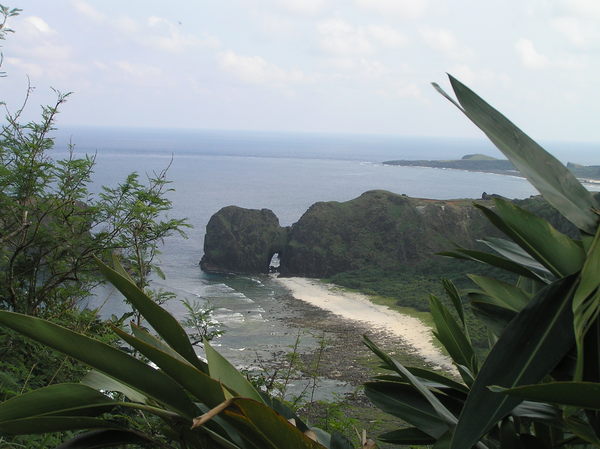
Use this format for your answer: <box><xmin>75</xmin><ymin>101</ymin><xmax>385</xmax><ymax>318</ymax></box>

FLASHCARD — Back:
<box><xmin>200</xmin><ymin>206</ymin><xmax>287</xmax><ymax>274</ymax></box>
<box><xmin>200</xmin><ymin>190</ymin><xmax>581</xmax><ymax>277</ymax></box>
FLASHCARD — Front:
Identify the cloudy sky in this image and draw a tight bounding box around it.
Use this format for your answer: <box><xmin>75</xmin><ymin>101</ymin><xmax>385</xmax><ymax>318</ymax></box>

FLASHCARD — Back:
<box><xmin>3</xmin><ymin>0</ymin><xmax>600</xmax><ymax>141</ymax></box>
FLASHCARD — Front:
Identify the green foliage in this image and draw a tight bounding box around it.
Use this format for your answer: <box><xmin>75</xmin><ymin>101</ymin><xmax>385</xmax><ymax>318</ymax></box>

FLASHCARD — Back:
<box><xmin>0</xmin><ymin>258</ymin><xmax>354</xmax><ymax>449</ymax></box>
<box><xmin>364</xmin><ymin>75</ymin><xmax>600</xmax><ymax>449</ymax></box>
<box><xmin>181</xmin><ymin>298</ymin><xmax>223</xmax><ymax>345</ymax></box>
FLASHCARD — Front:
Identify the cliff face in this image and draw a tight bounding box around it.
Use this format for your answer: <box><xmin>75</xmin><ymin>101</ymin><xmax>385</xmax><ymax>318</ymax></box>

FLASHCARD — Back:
<box><xmin>279</xmin><ymin>190</ymin><xmax>495</xmax><ymax>277</ymax></box>
<box><xmin>200</xmin><ymin>206</ymin><xmax>287</xmax><ymax>274</ymax></box>
<box><xmin>199</xmin><ymin>190</ymin><xmax>579</xmax><ymax>277</ymax></box>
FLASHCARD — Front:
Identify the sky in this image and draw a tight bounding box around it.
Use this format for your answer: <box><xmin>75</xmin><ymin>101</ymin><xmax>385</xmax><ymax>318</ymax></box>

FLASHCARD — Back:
<box><xmin>3</xmin><ymin>0</ymin><xmax>600</xmax><ymax>141</ymax></box>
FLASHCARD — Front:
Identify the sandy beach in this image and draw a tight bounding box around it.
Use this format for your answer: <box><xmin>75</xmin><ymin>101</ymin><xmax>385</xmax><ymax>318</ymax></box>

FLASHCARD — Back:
<box><xmin>275</xmin><ymin>277</ymin><xmax>455</xmax><ymax>373</ymax></box>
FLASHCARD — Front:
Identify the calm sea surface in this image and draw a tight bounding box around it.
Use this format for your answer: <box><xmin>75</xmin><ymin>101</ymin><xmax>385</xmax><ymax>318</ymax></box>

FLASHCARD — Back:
<box><xmin>52</xmin><ymin>126</ymin><xmax>598</xmax><ymax>395</ymax></box>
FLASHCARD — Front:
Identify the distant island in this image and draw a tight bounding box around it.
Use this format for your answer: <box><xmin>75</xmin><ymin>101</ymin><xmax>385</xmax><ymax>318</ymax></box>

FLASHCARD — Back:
<box><xmin>383</xmin><ymin>153</ymin><xmax>600</xmax><ymax>182</ymax></box>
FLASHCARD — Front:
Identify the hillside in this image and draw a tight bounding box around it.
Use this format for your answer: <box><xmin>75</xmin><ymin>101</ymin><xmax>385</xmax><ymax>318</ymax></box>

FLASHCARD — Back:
<box><xmin>200</xmin><ymin>190</ymin><xmax>576</xmax><ymax>277</ymax></box>
<box><xmin>384</xmin><ymin>154</ymin><xmax>600</xmax><ymax>180</ymax></box>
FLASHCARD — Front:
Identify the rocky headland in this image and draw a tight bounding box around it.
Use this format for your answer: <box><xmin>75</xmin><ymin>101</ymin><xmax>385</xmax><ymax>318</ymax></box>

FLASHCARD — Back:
<box><xmin>199</xmin><ymin>190</ymin><xmax>576</xmax><ymax>277</ymax></box>
<box><xmin>383</xmin><ymin>153</ymin><xmax>600</xmax><ymax>181</ymax></box>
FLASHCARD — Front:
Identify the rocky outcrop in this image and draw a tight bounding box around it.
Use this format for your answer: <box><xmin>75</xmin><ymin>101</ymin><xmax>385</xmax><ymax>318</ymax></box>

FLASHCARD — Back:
<box><xmin>200</xmin><ymin>206</ymin><xmax>287</xmax><ymax>274</ymax></box>
<box><xmin>200</xmin><ymin>190</ymin><xmax>580</xmax><ymax>277</ymax></box>
<box><xmin>279</xmin><ymin>190</ymin><xmax>496</xmax><ymax>277</ymax></box>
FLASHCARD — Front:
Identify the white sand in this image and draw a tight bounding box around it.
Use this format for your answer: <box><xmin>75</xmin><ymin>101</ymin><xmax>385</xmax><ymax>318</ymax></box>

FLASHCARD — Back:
<box><xmin>276</xmin><ymin>277</ymin><xmax>455</xmax><ymax>373</ymax></box>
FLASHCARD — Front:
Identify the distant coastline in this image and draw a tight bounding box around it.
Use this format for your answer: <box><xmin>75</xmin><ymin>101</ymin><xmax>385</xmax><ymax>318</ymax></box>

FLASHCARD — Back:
<box><xmin>383</xmin><ymin>153</ymin><xmax>600</xmax><ymax>183</ymax></box>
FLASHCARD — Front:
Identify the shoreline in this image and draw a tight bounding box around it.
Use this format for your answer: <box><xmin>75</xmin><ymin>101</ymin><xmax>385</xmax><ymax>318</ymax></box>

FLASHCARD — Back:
<box><xmin>382</xmin><ymin>162</ymin><xmax>600</xmax><ymax>190</ymax></box>
<box><xmin>274</xmin><ymin>276</ymin><xmax>455</xmax><ymax>373</ymax></box>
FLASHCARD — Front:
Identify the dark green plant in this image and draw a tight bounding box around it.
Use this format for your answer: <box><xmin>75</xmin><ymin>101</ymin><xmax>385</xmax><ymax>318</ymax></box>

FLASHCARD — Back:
<box><xmin>364</xmin><ymin>75</ymin><xmax>600</xmax><ymax>448</ymax></box>
<box><xmin>0</xmin><ymin>258</ymin><xmax>356</xmax><ymax>449</ymax></box>
<box><xmin>0</xmin><ymin>5</ymin><xmax>189</xmax><ymax>319</ymax></box>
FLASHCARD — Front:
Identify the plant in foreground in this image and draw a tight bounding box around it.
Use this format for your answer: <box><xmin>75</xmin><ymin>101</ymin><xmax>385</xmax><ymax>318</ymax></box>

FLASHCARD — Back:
<box><xmin>364</xmin><ymin>75</ymin><xmax>600</xmax><ymax>448</ymax></box>
<box><xmin>0</xmin><ymin>257</ymin><xmax>359</xmax><ymax>449</ymax></box>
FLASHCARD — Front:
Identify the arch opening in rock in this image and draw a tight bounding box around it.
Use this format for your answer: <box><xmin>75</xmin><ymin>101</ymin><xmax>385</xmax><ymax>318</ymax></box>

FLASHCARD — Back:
<box><xmin>268</xmin><ymin>252</ymin><xmax>280</xmax><ymax>273</ymax></box>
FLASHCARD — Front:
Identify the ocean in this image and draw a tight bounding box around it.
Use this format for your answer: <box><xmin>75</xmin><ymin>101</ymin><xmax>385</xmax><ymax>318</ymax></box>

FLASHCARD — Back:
<box><xmin>52</xmin><ymin>126</ymin><xmax>598</xmax><ymax>397</ymax></box>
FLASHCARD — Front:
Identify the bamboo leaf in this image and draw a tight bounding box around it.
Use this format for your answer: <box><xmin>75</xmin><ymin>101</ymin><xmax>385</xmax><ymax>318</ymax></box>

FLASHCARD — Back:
<box><xmin>435</xmin><ymin>75</ymin><xmax>599</xmax><ymax>234</ymax></box>
<box><xmin>95</xmin><ymin>257</ymin><xmax>207</xmax><ymax>372</ymax></box>
<box><xmin>450</xmin><ymin>276</ymin><xmax>577</xmax><ymax>449</ymax></box>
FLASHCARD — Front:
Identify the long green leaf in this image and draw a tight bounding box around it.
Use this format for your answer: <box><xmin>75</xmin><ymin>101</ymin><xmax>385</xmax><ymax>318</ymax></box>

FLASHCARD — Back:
<box><xmin>442</xmin><ymin>279</ymin><xmax>465</xmax><ymax>326</ymax></box>
<box><xmin>113</xmin><ymin>327</ymin><xmax>226</xmax><ymax>408</ymax></box>
<box><xmin>378</xmin><ymin>427</ymin><xmax>436</xmax><ymax>444</ymax></box>
<box><xmin>95</xmin><ymin>257</ymin><xmax>207</xmax><ymax>372</ymax></box>
<box><xmin>363</xmin><ymin>336</ymin><xmax>458</xmax><ymax>427</ymax></box>
<box><xmin>364</xmin><ymin>382</ymin><xmax>451</xmax><ymax>438</ymax></box>
<box><xmin>0</xmin><ymin>384</ymin><xmax>113</xmax><ymax>422</ymax></box>
<box><xmin>429</xmin><ymin>295</ymin><xmax>476</xmax><ymax>379</ymax></box>
<box><xmin>231</xmin><ymin>398</ymin><xmax>326</xmax><ymax>449</ymax></box>
<box><xmin>493</xmin><ymin>381</ymin><xmax>600</xmax><ymax>410</ymax></box>
<box><xmin>435</xmin><ymin>75</ymin><xmax>599</xmax><ymax>234</ymax></box>
<box><xmin>468</xmin><ymin>295</ymin><xmax>516</xmax><ymax>332</ymax></box>
<box><xmin>81</xmin><ymin>370</ymin><xmax>147</xmax><ymax>404</ymax></box>
<box><xmin>480</xmin><ymin>237</ymin><xmax>550</xmax><ymax>275</ymax></box>
<box><xmin>476</xmin><ymin>199</ymin><xmax>585</xmax><ymax>277</ymax></box>
<box><xmin>468</xmin><ymin>275</ymin><xmax>530</xmax><ymax>312</ymax></box>
<box><xmin>450</xmin><ymin>275</ymin><xmax>577</xmax><ymax>449</ymax></box>
<box><xmin>205</xmin><ymin>340</ymin><xmax>265</xmax><ymax>404</ymax></box>
<box><xmin>56</xmin><ymin>429</ymin><xmax>159</xmax><ymax>449</ymax></box>
<box><xmin>0</xmin><ymin>416</ymin><xmax>121</xmax><ymax>434</ymax></box>
<box><xmin>407</xmin><ymin>367</ymin><xmax>469</xmax><ymax>394</ymax></box>
<box><xmin>573</xmin><ymin>225</ymin><xmax>600</xmax><ymax>379</ymax></box>
<box><xmin>439</xmin><ymin>249</ymin><xmax>546</xmax><ymax>281</ymax></box>
<box><xmin>0</xmin><ymin>311</ymin><xmax>198</xmax><ymax>419</ymax></box>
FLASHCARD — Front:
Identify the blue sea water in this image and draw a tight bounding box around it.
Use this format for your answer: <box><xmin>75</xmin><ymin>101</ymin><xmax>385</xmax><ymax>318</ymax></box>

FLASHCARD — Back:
<box><xmin>54</xmin><ymin>126</ymin><xmax>597</xmax><ymax>393</ymax></box>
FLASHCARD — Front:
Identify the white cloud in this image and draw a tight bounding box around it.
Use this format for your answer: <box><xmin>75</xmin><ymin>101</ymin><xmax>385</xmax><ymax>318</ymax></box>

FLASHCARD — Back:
<box><xmin>515</xmin><ymin>38</ymin><xmax>549</xmax><ymax>69</ymax></box>
<box><xmin>355</xmin><ymin>0</ymin><xmax>428</xmax><ymax>19</ymax></box>
<box><xmin>560</xmin><ymin>0</ymin><xmax>600</xmax><ymax>18</ymax></box>
<box><xmin>24</xmin><ymin>17</ymin><xmax>55</xmax><ymax>34</ymax></box>
<box><xmin>552</xmin><ymin>16</ymin><xmax>600</xmax><ymax>47</ymax></box>
<box><xmin>317</xmin><ymin>20</ymin><xmax>406</xmax><ymax>57</ymax></box>
<box><xmin>71</xmin><ymin>2</ymin><xmax>219</xmax><ymax>54</ymax></box>
<box><xmin>366</xmin><ymin>25</ymin><xmax>407</xmax><ymax>48</ymax></box>
<box><xmin>317</xmin><ymin>19</ymin><xmax>373</xmax><ymax>55</ymax></box>
<box><xmin>277</xmin><ymin>0</ymin><xmax>327</xmax><ymax>15</ymax></box>
<box><xmin>420</xmin><ymin>28</ymin><xmax>471</xmax><ymax>60</ymax></box>
<box><xmin>6</xmin><ymin>57</ymin><xmax>44</xmax><ymax>78</ymax></box>
<box><xmin>114</xmin><ymin>16</ymin><xmax>140</xmax><ymax>34</ymax></box>
<box><xmin>394</xmin><ymin>83</ymin><xmax>421</xmax><ymax>98</ymax></box>
<box><xmin>449</xmin><ymin>64</ymin><xmax>511</xmax><ymax>87</ymax></box>
<box><xmin>71</xmin><ymin>0</ymin><xmax>106</xmax><ymax>23</ymax></box>
<box><xmin>114</xmin><ymin>60</ymin><xmax>164</xmax><ymax>85</ymax></box>
<box><xmin>144</xmin><ymin>16</ymin><xmax>219</xmax><ymax>53</ymax></box>
<box><xmin>218</xmin><ymin>51</ymin><xmax>308</xmax><ymax>86</ymax></box>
